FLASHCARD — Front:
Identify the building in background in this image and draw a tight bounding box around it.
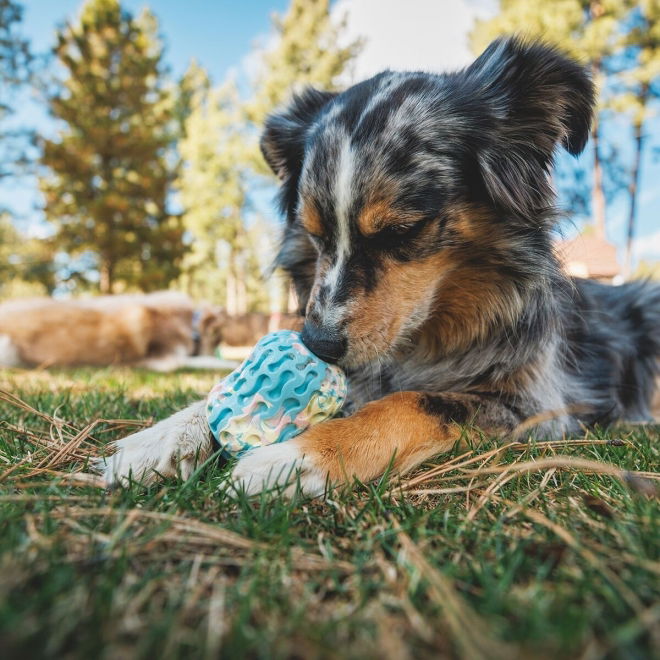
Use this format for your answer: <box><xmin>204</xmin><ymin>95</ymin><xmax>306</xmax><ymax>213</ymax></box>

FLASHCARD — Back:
<box><xmin>556</xmin><ymin>236</ymin><xmax>623</xmax><ymax>284</ymax></box>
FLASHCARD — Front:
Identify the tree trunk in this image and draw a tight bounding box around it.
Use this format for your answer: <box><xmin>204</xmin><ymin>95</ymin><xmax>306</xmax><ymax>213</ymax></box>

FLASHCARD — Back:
<box><xmin>99</xmin><ymin>258</ymin><xmax>113</xmax><ymax>294</ymax></box>
<box><xmin>624</xmin><ymin>117</ymin><xmax>646</xmax><ymax>280</ymax></box>
<box><xmin>591</xmin><ymin>118</ymin><xmax>607</xmax><ymax>241</ymax></box>
<box><xmin>226</xmin><ymin>255</ymin><xmax>237</xmax><ymax>316</ymax></box>
<box><xmin>589</xmin><ymin>53</ymin><xmax>607</xmax><ymax>241</ymax></box>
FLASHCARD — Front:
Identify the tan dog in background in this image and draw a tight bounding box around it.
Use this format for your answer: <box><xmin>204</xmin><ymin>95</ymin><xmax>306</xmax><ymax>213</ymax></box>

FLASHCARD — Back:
<box><xmin>0</xmin><ymin>291</ymin><xmax>227</xmax><ymax>371</ymax></box>
<box><xmin>215</xmin><ymin>310</ymin><xmax>302</xmax><ymax>347</ymax></box>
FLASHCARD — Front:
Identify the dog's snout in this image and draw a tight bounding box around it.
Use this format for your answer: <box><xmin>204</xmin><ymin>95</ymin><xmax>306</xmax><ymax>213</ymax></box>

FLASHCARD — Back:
<box><xmin>301</xmin><ymin>321</ymin><xmax>347</xmax><ymax>365</ymax></box>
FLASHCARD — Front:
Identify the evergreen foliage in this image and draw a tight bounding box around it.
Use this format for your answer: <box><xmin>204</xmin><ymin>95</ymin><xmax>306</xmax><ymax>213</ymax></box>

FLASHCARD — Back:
<box><xmin>39</xmin><ymin>0</ymin><xmax>184</xmax><ymax>293</ymax></box>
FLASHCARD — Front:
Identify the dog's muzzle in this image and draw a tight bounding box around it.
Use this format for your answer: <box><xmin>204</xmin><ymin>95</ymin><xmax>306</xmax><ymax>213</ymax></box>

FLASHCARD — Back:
<box><xmin>300</xmin><ymin>319</ymin><xmax>347</xmax><ymax>365</ymax></box>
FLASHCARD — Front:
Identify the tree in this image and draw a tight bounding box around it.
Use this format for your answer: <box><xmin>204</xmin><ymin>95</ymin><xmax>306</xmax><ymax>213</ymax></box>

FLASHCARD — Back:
<box><xmin>471</xmin><ymin>0</ymin><xmax>633</xmax><ymax>239</ymax></box>
<box><xmin>613</xmin><ymin>0</ymin><xmax>660</xmax><ymax>277</ymax></box>
<box><xmin>0</xmin><ymin>214</ymin><xmax>56</xmax><ymax>299</ymax></box>
<box><xmin>0</xmin><ymin>1</ymin><xmax>30</xmax><ymax>84</ymax></box>
<box><xmin>39</xmin><ymin>0</ymin><xmax>184</xmax><ymax>294</ymax></box>
<box><xmin>175</xmin><ymin>0</ymin><xmax>360</xmax><ymax>313</ymax></box>
<box><xmin>0</xmin><ymin>0</ymin><xmax>32</xmax><ymax>179</ymax></box>
<box><xmin>243</xmin><ymin>0</ymin><xmax>361</xmax><ymax>312</ymax></box>
<box><xmin>0</xmin><ymin>2</ymin><xmax>51</xmax><ymax>297</ymax></box>
<box><xmin>172</xmin><ymin>58</ymin><xmax>210</xmax><ymax>139</ymax></box>
<box><xmin>247</xmin><ymin>0</ymin><xmax>361</xmax><ymax>173</ymax></box>
<box><xmin>176</xmin><ymin>72</ymin><xmax>252</xmax><ymax>309</ymax></box>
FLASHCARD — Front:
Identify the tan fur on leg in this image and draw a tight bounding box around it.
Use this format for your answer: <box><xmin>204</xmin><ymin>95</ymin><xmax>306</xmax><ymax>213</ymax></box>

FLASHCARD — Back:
<box><xmin>232</xmin><ymin>391</ymin><xmax>519</xmax><ymax>496</ymax></box>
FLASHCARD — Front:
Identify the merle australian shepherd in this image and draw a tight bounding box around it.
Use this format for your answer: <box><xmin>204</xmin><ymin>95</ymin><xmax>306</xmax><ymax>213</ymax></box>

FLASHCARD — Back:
<box><xmin>98</xmin><ymin>38</ymin><xmax>660</xmax><ymax>495</ymax></box>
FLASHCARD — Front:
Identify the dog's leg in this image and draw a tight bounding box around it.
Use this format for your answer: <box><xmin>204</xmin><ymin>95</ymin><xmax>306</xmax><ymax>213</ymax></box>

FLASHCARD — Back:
<box><xmin>231</xmin><ymin>391</ymin><xmax>521</xmax><ymax>496</ymax></box>
<box><xmin>96</xmin><ymin>399</ymin><xmax>214</xmax><ymax>486</ymax></box>
<box><xmin>0</xmin><ymin>334</ymin><xmax>22</xmax><ymax>367</ymax></box>
<box><xmin>136</xmin><ymin>355</ymin><xmax>185</xmax><ymax>372</ymax></box>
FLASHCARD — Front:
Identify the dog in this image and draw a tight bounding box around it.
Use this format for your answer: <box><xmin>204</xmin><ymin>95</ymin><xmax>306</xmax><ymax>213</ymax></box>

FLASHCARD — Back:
<box><xmin>215</xmin><ymin>311</ymin><xmax>302</xmax><ymax>347</ymax></box>
<box><xmin>0</xmin><ymin>292</ymin><xmax>226</xmax><ymax>371</ymax></box>
<box><xmin>97</xmin><ymin>37</ymin><xmax>660</xmax><ymax>494</ymax></box>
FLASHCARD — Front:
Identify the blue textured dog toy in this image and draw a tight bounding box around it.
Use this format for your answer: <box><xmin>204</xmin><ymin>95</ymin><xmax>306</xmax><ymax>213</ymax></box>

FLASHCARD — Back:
<box><xmin>206</xmin><ymin>330</ymin><xmax>347</xmax><ymax>458</ymax></box>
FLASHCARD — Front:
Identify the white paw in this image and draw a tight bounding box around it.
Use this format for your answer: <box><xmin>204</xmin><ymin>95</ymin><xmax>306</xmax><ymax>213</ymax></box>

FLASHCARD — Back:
<box><xmin>0</xmin><ymin>334</ymin><xmax>21</xmax><ymax>367</ymax></box>
<box><xmin>94</xmin><ymin>400</ymin><xmax>212</xmax><ymax>487</ymax></box>
<box><xmin>230</xmin><ymin>441</ymin><xmax>326</xmax><ymax>497</ymax></box>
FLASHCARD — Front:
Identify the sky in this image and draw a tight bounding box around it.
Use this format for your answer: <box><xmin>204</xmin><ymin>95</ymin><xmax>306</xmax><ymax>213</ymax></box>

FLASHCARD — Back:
<box><xmin>3</xmin><ymin>0</ymin><xmax>659</xmax><ymax>266</ymax></box>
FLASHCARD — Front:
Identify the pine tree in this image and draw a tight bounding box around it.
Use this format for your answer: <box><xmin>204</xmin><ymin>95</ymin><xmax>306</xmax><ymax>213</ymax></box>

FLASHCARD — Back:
<box><xmin>0</xmin><ymin>214</ymin><xmax>56</xmax><ymax>299</ymax></box>
<box><xmin>173</xmin><ymin>58</ymin><xmax>210</xmax><ymax>142</ymax></box>
<box><xmin>613</xmin><ymin>0</ymin><xmax>660</xmax><ymax>276</ymax></box>
<box><xmin>176</xmin><ymin>70</ymin><xmax>252</xmax><ymax>309</ymax></box>
<box><xmin>0</xmin><ymin>0</ymin><xmax>32</xmax><ymax>179</ymax></box>
<box><xmin>176</xmin><ymin>0</ymin><xmax>360</xmax><ymax>313</ymax></box>
<box><xmin>247</xmin><ymin>0</ymin><xmax>361</xmax><ymax>310</ymax></box>
<box><xmin>0</xmin><ymin>2</ymin><xmax>52</xmax><ymax>298</ymax></box>
<box><xmin>39</xmin><ymin>0</ymin><xmax>184</xmax><ymax>293</ymax></box>
<box><xmin>250</xmin><ymin>0</ymin><xmax>359</xmax><ymax>110</ymax></box>
<box><xmin>471</xmin><ymin>0</ymin><xmax>633</xmax><ymax>240</ymax></box>
<box><xmin>247</xmin><ymin>0</ymin><xmax>361</xmax><ymax>173</ymax></box>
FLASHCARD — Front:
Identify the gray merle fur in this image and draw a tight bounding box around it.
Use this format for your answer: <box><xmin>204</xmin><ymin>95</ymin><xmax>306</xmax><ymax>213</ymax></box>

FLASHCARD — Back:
<box><xmin>261</xmin><ymin>37</ymin><xmax>660</xmax><ymax>435</ymax></box>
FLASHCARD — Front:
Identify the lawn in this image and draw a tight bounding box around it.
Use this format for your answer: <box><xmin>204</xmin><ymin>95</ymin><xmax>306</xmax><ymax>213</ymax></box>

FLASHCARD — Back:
<box><xmin>0</xmin><ymin>367</ymin><xmax>658</xmax><ymax>659</ymax></box>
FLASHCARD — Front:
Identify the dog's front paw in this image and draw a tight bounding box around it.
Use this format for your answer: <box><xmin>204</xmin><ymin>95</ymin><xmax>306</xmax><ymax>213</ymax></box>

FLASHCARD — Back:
<box><xmin>230</xmin><ymin>440</ymin><xmax>327</xmax><ymax>497</ymax></box>
<box><xmin>94</xmin><ymin>400</ymin><xmax>211</xmax><ymax>487</ymax></box>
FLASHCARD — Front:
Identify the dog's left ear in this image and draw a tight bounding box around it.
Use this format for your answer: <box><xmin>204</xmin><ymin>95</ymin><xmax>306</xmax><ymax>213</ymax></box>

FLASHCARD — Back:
<box><xmin>467</xmin><ymin>37</ymin><xmax>595</xmax><ymax>216</ymax></box>
<box><xmin>260</xmin><ymin>87</ymin><xmax>337</xmax><ymax>180</ymax></box>
<box><xmin>260</xmin><ymin>87</ymin><xmax>338</xmax><ymax>222</ymax></box>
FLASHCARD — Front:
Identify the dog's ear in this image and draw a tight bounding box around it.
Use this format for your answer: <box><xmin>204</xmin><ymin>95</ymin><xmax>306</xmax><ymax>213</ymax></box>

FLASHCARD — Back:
<box><xmin>276</xmin><ymin>220</ymin><xmax>317</xmax><ymax>315</ymax></box>
<box><xmin>260</xmin><ymin>87</ymin><xmax>338</xmax><ymax>182</ymax></box>
<box><xmin>466</xmin><ymin>37</ymin><xmax>595</xmax><ymax>216</ymax></box>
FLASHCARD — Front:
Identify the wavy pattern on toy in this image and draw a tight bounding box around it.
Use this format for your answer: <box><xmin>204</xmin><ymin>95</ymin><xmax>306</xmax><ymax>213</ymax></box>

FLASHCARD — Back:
<box><xmin>206</xmin><ymin>330</ymin><xmax>347</xmax><ymax>457</ymax></box>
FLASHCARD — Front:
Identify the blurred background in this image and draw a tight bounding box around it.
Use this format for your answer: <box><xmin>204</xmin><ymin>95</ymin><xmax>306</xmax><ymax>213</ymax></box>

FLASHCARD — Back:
<box><xmin>1</xmin><ymin>0</ymin><xmax>659</xmax><ymax>313</ymax></box>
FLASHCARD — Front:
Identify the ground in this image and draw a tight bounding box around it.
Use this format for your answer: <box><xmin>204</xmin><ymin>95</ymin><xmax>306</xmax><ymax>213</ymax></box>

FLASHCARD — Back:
<box><xmin>0</xmin><ymin>368</ymin><xmax>658</xmax><ymax>659</ymax></box>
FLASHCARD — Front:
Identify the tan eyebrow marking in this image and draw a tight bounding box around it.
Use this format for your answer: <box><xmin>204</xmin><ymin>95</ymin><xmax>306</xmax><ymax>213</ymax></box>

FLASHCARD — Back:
<box><xmin>300</xmin><ymin>201</ymin><xmax>323</xmax><ymax>236</ymax></box>
<box><xmin>357</xmin><ymin>196</ymin><xmax>425</xmax><ymax>236</ymax></box>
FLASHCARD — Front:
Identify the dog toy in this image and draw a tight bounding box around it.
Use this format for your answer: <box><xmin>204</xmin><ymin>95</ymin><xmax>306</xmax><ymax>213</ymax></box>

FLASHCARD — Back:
<box><xmin>206</xmin><ymin>330</ymin><xmax>347</xmax><ymax>458</ymax></box>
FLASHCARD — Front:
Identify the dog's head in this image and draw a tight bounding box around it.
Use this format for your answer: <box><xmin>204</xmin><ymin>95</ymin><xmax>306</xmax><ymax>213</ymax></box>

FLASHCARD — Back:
<box><xmin>262</xmin><ymin>37</ymin><xmax>594</xmax><ymax>369</ymax></box>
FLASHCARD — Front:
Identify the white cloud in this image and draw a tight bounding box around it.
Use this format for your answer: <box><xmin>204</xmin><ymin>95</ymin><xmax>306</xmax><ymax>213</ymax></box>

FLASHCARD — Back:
<box><xmin>236</xmin><ymin>30</ymin><xmax>279</xmax><ymax>83</ymax></box>
<box><xmin>334</xmin><ymin>0</ymin><xmax>497</xmax><ymax>83</ymax></box>
<box><xmin>633</xmin><ymin>229</ymin><xmax>660</xmax><ymax>261</ymax></box>
<box><xmin>638</xmin><ymin>187</ymin><xmax>660</xmax><ymax>206</ymax></box>
<box><xmin>239</xmin><ymin>0</ymin><xmax>497</xmax><ymax>89</ymax></box>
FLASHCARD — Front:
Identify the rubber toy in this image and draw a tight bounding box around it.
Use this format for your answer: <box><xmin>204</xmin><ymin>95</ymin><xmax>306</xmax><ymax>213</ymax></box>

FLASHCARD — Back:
<box><xmin>206</xmin><ymin>330</ymin><xmax>347</xmax><ymax>457</ymax></box>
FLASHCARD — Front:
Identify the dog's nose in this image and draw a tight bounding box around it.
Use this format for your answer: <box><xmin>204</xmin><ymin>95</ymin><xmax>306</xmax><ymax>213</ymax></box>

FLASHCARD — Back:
<box><xmin>301</xmin><ymin>321</ymin><xmax>347</xmax><ymax>364</ymax></box>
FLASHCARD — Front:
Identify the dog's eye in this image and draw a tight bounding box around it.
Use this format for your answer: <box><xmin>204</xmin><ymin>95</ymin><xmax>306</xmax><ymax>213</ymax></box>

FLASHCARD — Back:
<box><xmin>389</xmin><ymin>223</ymin><xmax>417</xmax><ymax>235</ymax></box>
<box><xmin>375</xmin><ymin>222</ymin><xmax>419</xmax><ymax>242</ymax></box>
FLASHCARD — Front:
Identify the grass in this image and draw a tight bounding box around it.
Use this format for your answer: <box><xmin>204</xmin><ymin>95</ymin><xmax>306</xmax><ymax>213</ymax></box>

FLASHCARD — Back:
<box><xmin>0</xmin><ymin>367</ymin><xmax>658</xmax><ymax>659</ymax></box>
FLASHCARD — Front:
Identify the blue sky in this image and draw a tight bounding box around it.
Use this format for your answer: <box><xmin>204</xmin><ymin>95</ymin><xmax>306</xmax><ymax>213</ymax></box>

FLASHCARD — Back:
<box><xmin>3</xmin><ymin>0</ymin><xmax>660</xmax><ymax>265</ymax></box>
<box><xmin>22</xmin><ymin>0</ymin><xmax>289</xmax><ymax>81</ymax></box>
<box><xmin>2</xmin><ymin>0</ymin><xmax>285</xmax><ymax>232</ymax></box>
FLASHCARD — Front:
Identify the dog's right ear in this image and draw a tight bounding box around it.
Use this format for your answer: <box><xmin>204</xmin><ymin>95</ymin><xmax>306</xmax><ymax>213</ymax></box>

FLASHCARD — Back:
<box><xmin>260</xmin><ymin>87</ymin><xmax>337</xmax><ymax>194</ymax></box>
<box><xmin>465</xmin><ymin>37</ymin><xmax>594</xmax><ymax>218</ymax></box>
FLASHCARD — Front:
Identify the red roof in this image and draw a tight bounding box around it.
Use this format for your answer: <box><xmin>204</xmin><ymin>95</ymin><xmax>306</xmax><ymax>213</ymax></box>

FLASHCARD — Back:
<box><xmin>556</xmin><ymin>236</ymin><xmax>621</xmax><ymax>279</ymax></box>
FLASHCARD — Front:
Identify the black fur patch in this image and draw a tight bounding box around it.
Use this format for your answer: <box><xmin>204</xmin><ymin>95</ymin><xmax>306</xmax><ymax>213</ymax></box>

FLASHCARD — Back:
<box><xmin>420</xmin><ymin>394</ymin><xmax>470</xmax><ymax>425</ymax></box>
